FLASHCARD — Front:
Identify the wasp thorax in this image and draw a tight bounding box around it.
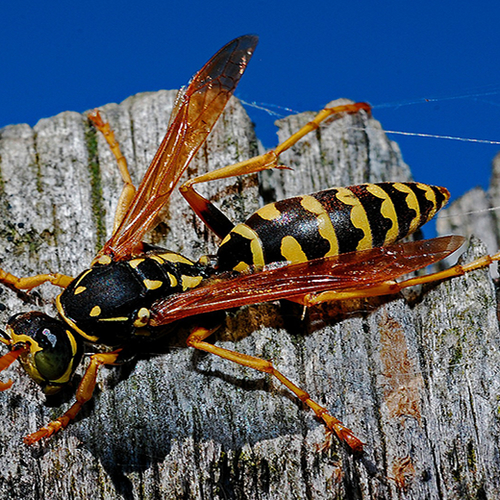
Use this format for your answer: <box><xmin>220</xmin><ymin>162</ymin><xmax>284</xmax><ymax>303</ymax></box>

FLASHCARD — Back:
<box><xmin>7</xmin><ymin>312</ymin><xmax>84</xmax><ymax>394</ymax></box>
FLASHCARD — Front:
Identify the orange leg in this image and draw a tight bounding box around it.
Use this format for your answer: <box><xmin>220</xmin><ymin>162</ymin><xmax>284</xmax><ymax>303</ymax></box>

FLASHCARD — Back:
<box><xmin>187</xmin><ymin>325</ymin><xmax>364</xmax><ymax>453</ymax></box>
<box><xmin>0</xmin><ymin>268</ymin><xmax>73</xmax><ymax>292</ymax></box>
<box><xmin>24</xmin><ymin>350</ymin><xmax>121</xmax><ymax>445</ymax></box>
<box><xmin>305</xmin><ymin>250</ymin><xmax>500</xmax><ymax>306</ymax></box>
<box><xmin>179</xmin><ymin>102</ymin><xmax>371</xmax><ymax>239</ymax></box>
<box><xmin>88</xmin><ymin>110</ymin><xmax>137</xmax><ymax>232</ymax></box>
<box><xmin>0</xmin><ymin>345</ymin><xmax>30</xmax><ymax>390</ymax></box>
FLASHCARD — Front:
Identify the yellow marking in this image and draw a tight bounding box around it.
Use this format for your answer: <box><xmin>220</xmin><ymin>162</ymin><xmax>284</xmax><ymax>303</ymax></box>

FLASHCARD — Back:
<box><xmin>234</xmin><ymin>224</ymin><xmax>265</xmax><ymax>268</ymax></box>
<box><xmin>393</xmin><ymin>183</ymin><xmax>420</xmax><ymax>234</ymax></box>
<box><xmin>198</xmin><ymin>255</ymin><xmax>210</xmax><ymax>266</ymax></box>
<box><xmin>149</xmin><ymin>254</ymin><xmax>166</xmax><ymax>264</ymax></box>
<box><xmin>220</xmin><ymin>225</ymin><xmax>265</xmax><ymax>271</ymax></box>
<box><xmin>98</xmin><ymin>316</ymin><xmax>129</xmax><ymax>322</ymax></box>
<box><xmin>9</xmin><ymin>331</ymin><xmax>42</xmax><ymax>354</ymax></box>
<box><xmin>167</xmin><ymin>272</ymin><xmax>178</xmax><ymax>288</ymax></box>
<box><xmin>93</xmin><ymin>254</ymin><xmax>112</xmax><ymax>266</ymax></box>
<box><xmin>233</xmin><ymin>261</ymin><xmax>252</xmax><ymax>273</ymax></box>
<box><xmin>256</xmin><ymin>203</ymin><xmax>282</xmax><ymax>221</ymax></box>
<box><xmin>144</xmin><ymin>279</ymin><xmax>163</xmax><ymax>290</ymax></box>
<box><xmin>137</xmin><ymin>308</ymin><xmax>150</xmax><ymax>320</ymax></box>
<box><xmin>56</xmin><ymin>296</ymin><xmax>99</xmax><ymax>342</ymax></box>
<box><xmin>90</xmin><ymin>305</ymin><xmax>101</xmax><ymax>317</ymax></box>
<box><xmin>73</xmin><ymin>269</ymin><xmax>92</xmax><ymax>289</ymax></box>
<box><xmin>250</xmin><ymin>238</ymin><xmax>265</xmax><ymax>268</ymax></box>
<box><xmin>74</xmin><ymin>286</ymin><xmax>86</xmax><ymax>295</ymax></box>
<box><xmin>181</xmin><ymin>275</ymin><xmax>203</xmax><ymax>291</ymax></box>
<box><xmin>51</xmin><ymin>367</ymin><xmax>74</xmax><ymax>385</ymax></box>
<box><xmin>419</xmin><ymin>182</ymin><xmax>435</xmax><ymax>202</ymax></box>
<box><xmin>232</xmin><ymin>224</ymin><xmax>258</xmax><ymax>240</ymax></box>
<box><xmin>67</xmin><ymin>331</ymin><xmax>79</xmax><ymax>356</ymax></box>
<box><xmin>335</xmin><ymin>187</ymin><xmax>371</xmax><ymax>250</ymax></box>
<box><xmin>417</xmin><ymin>182</ymin><xmax>439</xmax><ymax>222</ymax></box>
<box><xmin>300</xmin><ymin>195</ymin><xmax>339</xmax><ymax>256</ymax></box>
<box><xmin>133</xmin><ymin>307</ymin><xmax>150</xmax><ymax>328</ymax></box>
<box><xmin>365</xmin><ymin>184</ymin><xmax>399</xmax><ymax>245</ymax></box>
<box><xmin>161</xmin><ymin>253</ymin><xmax>194</xmax><ymax>265</ymax></box>
<box><xmin>128</xmin><ymin>258</ymin><xmax>145</xmax><ymax>269</ymax></box>
<box><xmin>281</xmin><ymin>235</ymin><xmax>308</xmax><ymax>262</ymax></box>
<box><xmin>15</xmin><ymin>348</ymin><xmax>45</xmax><ymax>387</ymax></box>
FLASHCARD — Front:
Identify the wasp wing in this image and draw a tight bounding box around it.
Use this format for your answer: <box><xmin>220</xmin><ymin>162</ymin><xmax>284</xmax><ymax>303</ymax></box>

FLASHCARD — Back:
<box><xmin>101</xmin><ymin>35</ymin><xmax>258</xmax><ymax>259</ymax></box>
<box><xmin>150</xmin><ymin>235</ymin><xmax>464</xmax><ymax>325</ymax></box>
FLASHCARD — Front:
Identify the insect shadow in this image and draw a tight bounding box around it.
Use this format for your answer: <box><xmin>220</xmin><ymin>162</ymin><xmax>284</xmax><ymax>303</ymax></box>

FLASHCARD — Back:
<box><xmin>63</xmin><ymin>304</ymin><xmax>347</xmax><ymax>484</ymax></box>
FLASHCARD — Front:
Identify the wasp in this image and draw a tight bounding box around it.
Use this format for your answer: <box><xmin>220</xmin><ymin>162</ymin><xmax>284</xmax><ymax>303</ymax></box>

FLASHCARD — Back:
<box><xmin>0</xmin><ymin>35</ymin><xmax>498</xmax><ymax>453</ymax></box>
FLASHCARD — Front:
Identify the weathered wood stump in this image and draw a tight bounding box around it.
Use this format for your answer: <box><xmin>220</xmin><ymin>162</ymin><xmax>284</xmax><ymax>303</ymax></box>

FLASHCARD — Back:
<box><xmin>0</xmin><ymin>91</ymin><xmax>498</xmax><ymax>499</ymax></box>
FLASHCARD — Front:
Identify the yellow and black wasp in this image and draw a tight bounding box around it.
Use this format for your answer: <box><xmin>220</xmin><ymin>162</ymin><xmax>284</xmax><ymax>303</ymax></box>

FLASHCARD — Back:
<box><xmin>0</xmin><ymin>35</ymin><xmax>497</xmax><ymax>452</ymax></box>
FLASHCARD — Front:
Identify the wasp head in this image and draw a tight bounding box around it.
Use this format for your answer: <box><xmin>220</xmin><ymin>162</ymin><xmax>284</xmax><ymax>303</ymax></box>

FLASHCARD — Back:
<box><xmin>0</xmin><ymin>312</ymin><xmax>84</xmax><ymax>395</ymax></box>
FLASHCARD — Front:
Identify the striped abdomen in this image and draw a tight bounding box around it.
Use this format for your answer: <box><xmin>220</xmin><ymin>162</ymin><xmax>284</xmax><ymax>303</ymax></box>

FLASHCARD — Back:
<box><xmin>217</xmin><ymin>182</ymin><xmax>449</xmax><ymax>272</ymax></box>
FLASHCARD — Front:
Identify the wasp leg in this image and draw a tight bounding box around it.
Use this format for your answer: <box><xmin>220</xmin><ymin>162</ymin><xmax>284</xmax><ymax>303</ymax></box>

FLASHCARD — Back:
<box><xmin>0</xmin><ymin>344</ymin><xmax>30</xmax><ymax>390</ymax></box>
<box><xmin>23</xmin><ymin>349</ymin><xmax>121</xmax><ymax>445</ymax></box>
<box><xmin>187</xmin><ymin>325</ymin><xmax>364</xmax><ymax>453</ymax></box>
<box><xmin>180</xmin><ymin>185</ymin><xmax>235</xmax><ymax>239</ymax></box>
<box><xmin>180</xmin><ymin>102</ymin><xmax>371</xmax><ymax>239</ymax></box>
<box><xmin>88</xmin><ymin>110</ymin><xmax>136</xmax><ymax>233</ymax></box>
<box><xmin>273</xmin><ymin>101</ymin><xmax>371</xmax><ymax>158</ymax></box>
<box><xmin>305</xmin><ymin>251</ymin><xmax>500</xmax><ymax>306</ymax></box>
<box><xmin>0</xmin><ymin>269</ymin><xmax>73</xmax><ymax>292</ymax></box>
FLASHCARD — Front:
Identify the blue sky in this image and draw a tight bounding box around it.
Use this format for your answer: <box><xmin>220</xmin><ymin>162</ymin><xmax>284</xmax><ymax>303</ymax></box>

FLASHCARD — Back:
<box><xmin>2</xmin><ymin>2</ymin><xmax>499</xmax><ymax>206</ymax></box>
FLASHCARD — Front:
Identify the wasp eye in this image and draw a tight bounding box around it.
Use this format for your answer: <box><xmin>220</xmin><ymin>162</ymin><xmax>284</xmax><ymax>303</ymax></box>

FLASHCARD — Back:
<box><xmin>7</xmin><ymin>312</ymin><xmax>83</xmax><ymax>394</ymax></box>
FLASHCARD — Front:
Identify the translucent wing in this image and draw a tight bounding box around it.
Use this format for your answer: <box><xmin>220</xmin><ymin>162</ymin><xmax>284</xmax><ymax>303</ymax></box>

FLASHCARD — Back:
<box><xmin>101</xmin><ymin>35</ymin><xmax>258</xmax><ymax>259</ymax></box>
<box><xmin>150</xmin><ymin>235</ymin><xmax>465</xmax><ymax>325</ymax></box>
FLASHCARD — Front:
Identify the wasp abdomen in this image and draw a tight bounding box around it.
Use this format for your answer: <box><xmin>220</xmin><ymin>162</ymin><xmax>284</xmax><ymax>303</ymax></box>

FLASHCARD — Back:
<box><xmin>217</xmin><ymin>182</ymin><xmax>449</xmax><ymax>272</ymax></box>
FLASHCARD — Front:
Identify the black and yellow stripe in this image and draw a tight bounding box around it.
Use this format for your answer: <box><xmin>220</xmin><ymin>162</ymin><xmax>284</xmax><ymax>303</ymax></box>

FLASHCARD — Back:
<box><xmin>217</xmin><ymin>182</ymin><xmax>449</xmax><ymax>272</ymax></box>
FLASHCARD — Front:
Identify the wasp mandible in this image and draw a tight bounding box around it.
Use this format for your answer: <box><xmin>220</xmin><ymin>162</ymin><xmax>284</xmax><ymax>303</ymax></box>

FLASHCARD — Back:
<box><xmin>0</xmin><ymin>35</ymin><xmax>498</xmax><ymax>452</ymax></box>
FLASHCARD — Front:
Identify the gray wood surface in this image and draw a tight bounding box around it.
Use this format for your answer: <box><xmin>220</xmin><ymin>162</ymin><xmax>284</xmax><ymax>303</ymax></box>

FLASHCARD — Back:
<box><xmin>0</xmin><ymin>92</ymin><xmax>498</xmax><ymax>500</ymax></box>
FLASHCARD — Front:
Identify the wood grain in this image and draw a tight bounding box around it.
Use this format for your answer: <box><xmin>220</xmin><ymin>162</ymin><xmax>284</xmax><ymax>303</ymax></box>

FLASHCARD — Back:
<box><xmin>0</xmin><ymin>92</ymin><xmax>498</xmax><ymax>499</ymax></box>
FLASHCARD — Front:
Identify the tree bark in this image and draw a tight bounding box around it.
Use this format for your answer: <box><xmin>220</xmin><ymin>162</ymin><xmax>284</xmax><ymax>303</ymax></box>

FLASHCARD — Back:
<box><xmin>0</xmin><ymin>91</ymin><xmax>498</xmax><ymax>500</ymax></box>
